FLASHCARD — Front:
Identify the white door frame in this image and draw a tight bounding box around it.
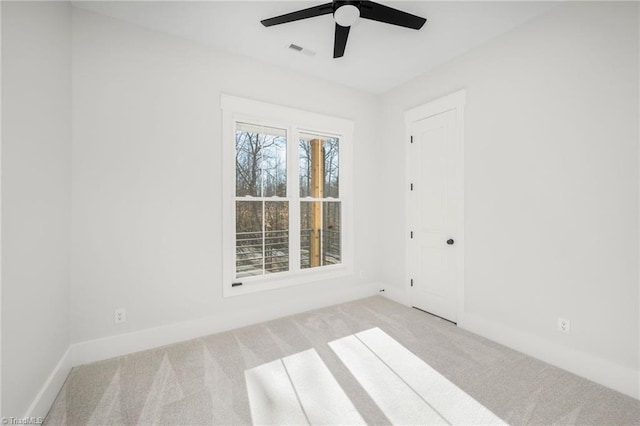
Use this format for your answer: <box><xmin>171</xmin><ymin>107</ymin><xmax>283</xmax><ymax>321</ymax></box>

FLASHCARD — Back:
<box><xmin>404</xmin><ymin>90</ymin><xmax>466</xmax><ymax>322</ymax></box>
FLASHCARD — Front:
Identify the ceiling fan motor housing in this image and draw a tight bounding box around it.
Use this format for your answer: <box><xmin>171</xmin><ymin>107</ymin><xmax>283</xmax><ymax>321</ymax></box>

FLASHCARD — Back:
<box><xmin>333</xmin><ymin>1</ymin><xmax>361</xmax><ymax>27</ymax></box>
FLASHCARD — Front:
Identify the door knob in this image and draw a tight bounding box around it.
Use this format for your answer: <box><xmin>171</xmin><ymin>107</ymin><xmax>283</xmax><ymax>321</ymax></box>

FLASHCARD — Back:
<box><xmin>446</xmin><ymin>239</ymin><xmax>455</xmax><ymax>245</ymax></box>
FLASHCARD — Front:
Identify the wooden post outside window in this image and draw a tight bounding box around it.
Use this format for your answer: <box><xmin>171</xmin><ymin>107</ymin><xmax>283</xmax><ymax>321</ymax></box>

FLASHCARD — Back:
<box><xmin>310</xmin><ymin>139</ymin><xmax>324</xmax><ymax>267</ymax></box>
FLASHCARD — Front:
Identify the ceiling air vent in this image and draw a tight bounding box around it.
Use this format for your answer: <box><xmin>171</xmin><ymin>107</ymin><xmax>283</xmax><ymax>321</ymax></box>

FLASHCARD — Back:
<box><xmin>288</xmin><ymin>44</ymin><xmax>316</xmax><ymax>56</ymax></box>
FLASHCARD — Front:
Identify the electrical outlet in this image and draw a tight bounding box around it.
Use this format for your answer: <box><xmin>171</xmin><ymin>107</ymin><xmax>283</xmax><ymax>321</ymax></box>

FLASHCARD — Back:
<box><xmin>114</xmin><ymin>308</ymin><xmax>126</xmax><ymax>324</ymax></box>
<box><xmin>557</xmin><ymin>317</ymin><xmax>570</xmax><ymax>334</ymax></box>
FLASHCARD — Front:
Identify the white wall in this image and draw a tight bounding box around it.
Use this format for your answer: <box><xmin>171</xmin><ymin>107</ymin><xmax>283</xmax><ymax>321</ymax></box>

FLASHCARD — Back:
<box><xmin>70</xmin><ymin>9</ymin><xmax>381</xmax><ymax>345</ymax></box>
<box><xmin>380</xmin><ymin>2</ymin><xmax>639</xmax><ymax>396</ymax></box>
<box><xmin>3</xmin><ymin>1</ymin><xmax>638</xmax><ymax>415</ymax></box>
<box><xmin>1</xmin><ymin>1</ymin><xmax>71</xmax><ymax>417</ymax></box>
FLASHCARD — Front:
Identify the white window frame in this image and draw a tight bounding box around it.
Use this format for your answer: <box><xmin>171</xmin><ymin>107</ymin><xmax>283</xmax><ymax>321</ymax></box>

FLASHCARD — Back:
<box><xmin>221</xmin><ymin>94</ymin><xmax>354</xmax><ymax>297</ymax></box>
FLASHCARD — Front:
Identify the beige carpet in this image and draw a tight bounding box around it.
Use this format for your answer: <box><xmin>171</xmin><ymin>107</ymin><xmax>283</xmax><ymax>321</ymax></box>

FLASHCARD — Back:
<box><xmin>45</xmin><ymin>296</ymin><xmax>639</xmax><ymax>425</ymax></box>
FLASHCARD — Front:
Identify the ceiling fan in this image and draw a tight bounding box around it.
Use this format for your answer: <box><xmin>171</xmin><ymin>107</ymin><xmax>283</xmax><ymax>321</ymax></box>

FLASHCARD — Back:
<box><xmin>261</xmin><ymin>1</ymin><xmax>427</xmax><ymax>58</ymax></box>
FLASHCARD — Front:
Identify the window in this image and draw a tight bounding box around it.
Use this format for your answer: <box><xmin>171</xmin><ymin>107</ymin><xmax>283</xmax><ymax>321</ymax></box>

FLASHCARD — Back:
<box><xmin>222</xmin><ymin>95</ymin><xmax>353</xmax><ymax>296</ymax></box>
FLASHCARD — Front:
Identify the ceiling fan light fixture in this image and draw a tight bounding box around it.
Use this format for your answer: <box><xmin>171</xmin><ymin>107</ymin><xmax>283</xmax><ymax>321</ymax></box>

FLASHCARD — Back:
<box><xmin>334</xmin><ymin>4</ymin><xmax>360</xmax><ymax>27</ymax></box>
<box><xmin>261</xmin><ymin>1</ymin><xmax>427</xmax><ymax>58</ymax></box>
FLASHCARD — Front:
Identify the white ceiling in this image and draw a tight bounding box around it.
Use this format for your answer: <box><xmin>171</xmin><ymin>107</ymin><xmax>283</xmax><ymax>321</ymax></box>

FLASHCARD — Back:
<box><xmin>73</xmin><ymin>1</ymin><xmax>558</xmax><ymax>94</ymax></box>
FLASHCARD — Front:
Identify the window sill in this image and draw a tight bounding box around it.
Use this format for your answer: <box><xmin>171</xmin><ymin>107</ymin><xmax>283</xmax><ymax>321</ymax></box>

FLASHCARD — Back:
<box><xmin>223</xmin><ymin>264</ymin><xmax>353</xmax><ymax>298</ymax></box>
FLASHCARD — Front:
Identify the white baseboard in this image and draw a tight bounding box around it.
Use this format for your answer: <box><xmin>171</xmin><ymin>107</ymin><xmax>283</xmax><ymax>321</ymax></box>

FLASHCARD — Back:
<box><xmin>26</xmin><ymin>283</ymin><xmax>380</xmax><ymax>419</ymax></box>
<box><xmin>375</xmin><ymin>285</ymin><xmax>639</xmax><ymax>400</ymax></box>
<box><xmin>24</xmin><ymin>346</ymin><xmax>73</xmax><ymax>419</ymax></box>
<box><xmin>72</xmin><ymin>282</ymin><xmax>381</xmax><ymax>366</ymax></box>
<box><xmin>379</xmin><ymin>285</ymin><xmax>410</xmax><ymax>305</ymax></box>
<box><xmin>458</xmin><ymin>312</ymin><xmax>640</xmax><ymax>400</ymax></box>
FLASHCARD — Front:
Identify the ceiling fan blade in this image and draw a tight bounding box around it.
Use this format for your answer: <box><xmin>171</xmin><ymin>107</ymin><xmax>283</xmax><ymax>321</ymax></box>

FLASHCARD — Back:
<box><xmin>333</xmin><ymin>23</ymin><xmax>350</xmax><ymax>58</ymax></box>
<box><xmin>359</xmin><ymin>1</ymin><xmax>426</xmax><ymax>30</ymax></box>
<box><xmin>261</xmin><ymin>3</ymin><xmax>333</xmax><ymax>27</ymax></box>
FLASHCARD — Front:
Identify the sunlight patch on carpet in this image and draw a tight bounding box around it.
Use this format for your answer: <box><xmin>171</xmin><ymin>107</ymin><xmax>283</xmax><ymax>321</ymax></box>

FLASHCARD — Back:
<box><xmin>330</xmin><ymin>327</ymin><xmax>507</xmax><ymax>426</ymax></box>
<box><xmin>245</xmin><ymin>348</ymin><xmax>365</xmax><ymax>425</ymax></box>
<box><xmin>245</xmin><ymin>328</ymin><xmax>506</xmax><ymax>425</ymax></box>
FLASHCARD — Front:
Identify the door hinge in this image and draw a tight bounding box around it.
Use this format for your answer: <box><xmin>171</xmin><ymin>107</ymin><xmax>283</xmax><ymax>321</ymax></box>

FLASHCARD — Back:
<box><xmin>410</xmin><ymin>231</ymin><xmax>414</xmax><ymax>239</ymax></box>
<box><xmin>410</xmin><ymin>135</ymin><xmax>414</xmax><ymax>144</ymax></box>
<box><xmin>411</xmin><ymin>278</ymin><xmax>414</xmax><ymax>287</ymax></box>
<box><xmin>410</xmin><ymin>183</ymin><xmax>414</xmax><ymax>191</ymax></box>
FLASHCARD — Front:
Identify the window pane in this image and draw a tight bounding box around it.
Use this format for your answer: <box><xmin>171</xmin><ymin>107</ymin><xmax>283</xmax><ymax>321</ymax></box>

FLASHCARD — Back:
<box><xmin>265</xmin><ymin>201</ymin><xmax>289</xmax><ymax>273</ymax></box>
<box><xmin>300</xmin><ymin>201</ymin><xmax>315</xmax><ymax>269</ymax></box>
<box><xmin>236</xmin><ymin>131</ymin><xmax>262</xmax><ymax>197</ymax></box>
<box><xmin>299</xmin><ymin>139</ymin><xmax>311</xmax><ymax>198</ymax></box>
<box><xmin>263</xmin><ymin>135</ymin><xmax>287</xmax><ymax>197</ymax></box>
<box><xmin>323</xmin><ymin>201</ymin><xmax>341</xmax><ymax>265</ymax></box>
<box><xmin>236</xmin><ymin>201</ymin><xmax>263</xmax><ymax>277</ymax></box>
<box><xmin>300</xmin><ymin>201</ymin><xmax>341</xmax><ymax>269</ymax></box>
<box><xmin>236</xmin><ymin>124</ymin><xmax>287</xmax><ymax>197</ymax></box>
<box><xmin>299</xmin><ymin>134</ymin><xmax>339</xmax><ymax>198</ymax></box>
<box><xmin>323</xmin><ymin>138</ymin><xmax>339</xmax><ymax>198</ymax></box>
<box><xmin>236</xmin><ymin>200</ymin><xmax>289</xmax><ymax>278</ymax></box>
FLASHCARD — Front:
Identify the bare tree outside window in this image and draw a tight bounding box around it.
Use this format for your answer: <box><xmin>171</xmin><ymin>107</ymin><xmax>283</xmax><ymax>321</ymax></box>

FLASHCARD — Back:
<box><xmin>235</xmin><ymin>124</ymin><xmax>288</xmax><ymax>277</ymax></box>
<box><xmin>234</xmin><ymin>124</ymin><xmax>342</xmax><ymax>278</ymax></box>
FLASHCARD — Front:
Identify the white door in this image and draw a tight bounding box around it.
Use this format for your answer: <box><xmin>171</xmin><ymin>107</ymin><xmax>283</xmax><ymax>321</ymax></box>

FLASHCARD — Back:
<box><xmin>408</xmin><ymin>108</ymin><xmax>461</xmax><ymax>323</ymax></box>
